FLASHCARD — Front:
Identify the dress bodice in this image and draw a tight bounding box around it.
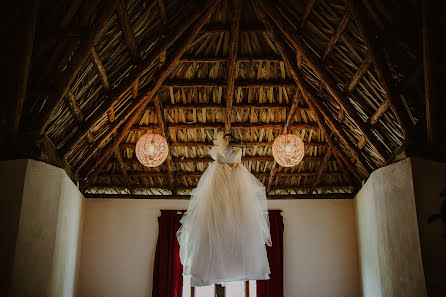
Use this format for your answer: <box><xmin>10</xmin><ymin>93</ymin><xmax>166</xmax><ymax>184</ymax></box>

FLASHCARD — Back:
<box><xmin>210</xmin><ymin>145</ymin><xmax>242</xmax><ymax>164</ymax></box>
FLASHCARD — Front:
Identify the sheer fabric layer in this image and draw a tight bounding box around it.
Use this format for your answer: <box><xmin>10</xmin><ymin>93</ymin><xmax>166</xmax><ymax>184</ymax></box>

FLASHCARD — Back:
<box><xmin>177</xmin><ymin>140</ymin><xmax>271</xmax><ymax>287</ymax></box>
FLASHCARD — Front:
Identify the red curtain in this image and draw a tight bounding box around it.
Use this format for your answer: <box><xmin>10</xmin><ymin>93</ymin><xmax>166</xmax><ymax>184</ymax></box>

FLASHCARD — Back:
<box><xmin>257</xmin><ymin>210</ymin><xmax>284</xmax><ymax>297</ymax></box>
<box><xmin>152</xmin><ymin>210</ymin><xmax>183</xmax><ymax>297</ymax></box>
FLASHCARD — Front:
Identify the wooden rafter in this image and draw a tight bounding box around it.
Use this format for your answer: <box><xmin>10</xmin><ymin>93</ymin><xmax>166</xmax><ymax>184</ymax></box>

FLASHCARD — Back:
<box><xmin>153</xmin><ymin>96</ymin><xmax>176</xmax><ymax>193</ymax></box>
<box><xmin>7</xmin><ymin>0</ymin><xmax>38</xmax><ymax>137</ymax></box>
<box><xmin>161</xmin><ymin>102</ymin><xmax>309</xmax><ymax>111</ymax></box>
<box><xmin>61</xmin><ymin>2</ymin><xmax>217</xmax><ymax>157</ymax></box>
<box><xmin>116</xmin><ymin>0</ymin><xmax>139</xmax><ymax>61</ymax></box>
<box><xmin>422</xmin><ymin>0</ymin><xmax>435</xmax><ymax>144</ymax></box>
<box><xmin>156</xmin><ymin>0</ymin><xmax>168</xmax><ymax>24</ymax></box>
<box><xmin>345</xmin><ymin>55</ymin><xmax>372</xmax><ymax>94</ymax></box>
<box><xmin>179</xmin><ymin>55</ymin><xmax>282</xmax><ymax>63</ymax></box>
<box><xmin>253</xmin><ymin>0</ymin><xmax>367</xmax><ymax>182</ymax></box>
<box><xmin>322</xmin><ymin>10</ymin><xmax>351</xmax><ymax>62</ymax></box>
<box><xmin>345</xmin><ymin>0</ymin><xmax>411</xmax><ymax>137</ymax></box>
<box><xmin>114</xmin><ymin>148</ymin><xmax>134</xmax><ymax>194</ymax></box>
<box><xmin>90</xmin><ymin>47</ymin><xmax>111</xmax><ymax>90</ymax></box>
<box><xmin>310</xmin><ymin>148</ymin><xmax>332</xmax><ymax>192</ymax></box>
<box><xmin>202</xmin><ymin>24</ymin><xmax>266</xmax><ymax>33</ymax></box>
<box><xmin>225</xmin><ymin>0</ymin><xmax>241</xmax><ymax>133</ymax></box>
<box><xmin>261</xmin><ymin>1</ymin><xmax>388</xmax><ymax>161</ymax></box>
<box><xmin>162</xmin><ymin>79</ymin><xmax>295</xmax><ymax>88</ymax></box>
<box><xmin>122</xmin><ymin>140</ymin><xmax>327</xmax><ymax>148</ymax></box>
<box><xmin>83</xmin><ymin>0</ymin><xmax>222</xmax><ymax>183</ymax></box>
<box><xmin>301</xmin><ymin>0</ymin><xmax>316</xmax><ymax>29</ymax></box>
<box><xmin>130</xmin><ymin>122</ymin><xmax>319</xmax><ymax>131</ymax></box>
<box><xmin>115</xmin><ymin>155</ymin><xmax>322</xmax><ymax>165</ymax></box>
<box><xmin>37</xmin><ymin>0</ymin><xmax>118</xmax><ymax>134</ymax></box>
<box><xmin>64</xmin><ymin>91</ymin><xmax>93</xmax><ymax>143</ymax></box>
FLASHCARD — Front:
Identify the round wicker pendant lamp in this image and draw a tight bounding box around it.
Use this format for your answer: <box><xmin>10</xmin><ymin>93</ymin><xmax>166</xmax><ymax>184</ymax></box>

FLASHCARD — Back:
<box><xmin>135</xmin><ymin>133</ymin><xmax>169</xmax><ymax>167</ymax></box>
<box><xmin>272</xmin><ymin>133</ymin><xmax>305</xmax><ymax>167</ymax></box>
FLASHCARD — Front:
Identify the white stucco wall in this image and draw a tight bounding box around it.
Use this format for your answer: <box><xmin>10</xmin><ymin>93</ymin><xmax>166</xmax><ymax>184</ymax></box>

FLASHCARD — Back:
<box><xmin>411</xmin><ymin>158</ymin><xmax>446</xmax><ymax>297</ymax></box>
<box><xmin>355</xmin><ymin>158</ymin><xmax>427</xmax><ymax>297</ymax></box>
<box><xmin>0</xmin><ymin>159</ymin><xmax>84</xmax><ymax>297</ymax></box>
<box><xmin>78</xmin><ymin>199</ymin><xmax>361</xmax><ymax>297</ymax></box>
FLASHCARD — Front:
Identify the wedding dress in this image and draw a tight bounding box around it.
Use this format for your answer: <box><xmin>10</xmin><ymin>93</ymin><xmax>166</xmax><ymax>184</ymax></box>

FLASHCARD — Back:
<box><xmin>177</xmin><ymin>132</ymin><xmax>271</xmax><ymax>287</ymax></box>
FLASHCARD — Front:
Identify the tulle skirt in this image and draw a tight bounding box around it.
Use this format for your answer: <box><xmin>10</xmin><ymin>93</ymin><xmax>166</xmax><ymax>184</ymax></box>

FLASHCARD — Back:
<box><xmin>177</xmin><ymin>161</ymin><xmax>271</xmax><ymax>287</ymax></box>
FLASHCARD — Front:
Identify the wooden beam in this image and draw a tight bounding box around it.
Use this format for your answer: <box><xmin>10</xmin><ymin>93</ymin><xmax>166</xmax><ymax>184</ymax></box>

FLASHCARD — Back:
<box><xmin>114</xmin><ymin>148</ymin><xmax>134</xmax><ymax>194</ymax></box>
<box><xmin>90</xmin><ymin>47</ymin><xmax>111</xmax><ymax>90</ymax></box>
<box><xmin>7</xmin><ymin>0</ymin><xmax>38</xmax><ymax>137</ymax></box>
<box><xmin>162</xmin><ymin>79</ymin><xmax>295</xmax><ymax>88</ymax></box>
<box><xmin>84</xmin><ymin>0</ymin><xmax>222</xmax><ymax>182</ymax></box>
<box><xmin>64</xmin><ymin>91</ymin><xmax>93</xmax><ymax>143</ymax></box>
<box><xmin>112</xmin><ymin>155</ymin><xmax>322</xmax><ymax>166</ymax></box>
<box><xmin>156</xmin><ymin>0</ymin><xmax>168</xmax><ymax>24</ymax></box>
<box><xmin>345</xmin><ymin>55</ymin><xmax>372</xmax><ymax>94</ymax></box>
<box><xmin>202</xmin><ymin>24</ymin><xmax>266</xmax><ymax>33</ymax></box>
<box><xmin>153</xmin><ymin>96</ymin><xmax>176</xmax><ymax>193</ymax></box>
<box><xmin>346</xmin><ymin>0</ymin><xmax>411</xmax><ymax>137</ymax></box>
<box><xmin>253</xmin><ymin>0</ymin><xmax>369</xmax><ymax>181</ymax></box>
<box><xmin>37</xmin><ymin>0</ymin><xmax>118</xmax><ymax>134</ymax></box>
<box><xmin>225</xmin><ymin>0</ymin><xmax>241</xmax><ymax>133</ymax></box>
<box><xmin>369</xmin><ymin>99</ymin><xmax>390</xmax><ymax>126</ymax></box>
<box><xmin>301</xmin><ymin>0</ymin><xmax>316</xmax><ymax>29</ymax></box>
<box><xmin>116</xmin><ymin>0</ymin><xmax>139</xmax><ymax>61</ymax></box>
<box><xmin>179</xmin><ymin>55</ymin><xmax>282</xmax><ymax>63</ymax></box>
<box><xmin>422</xmin><ymin>0</ymin><xmax>435</xmax><ymax>144</ymax></box>
<box><xmin>310</xmin><ymin>148</ymin><xmax>332</xmax><ymax>192</ymax></box>
<box><xmin>162</xmin><ymin>102</ymin><xmax>307</xmax><ymax>110</ymax></box>
<box><xmin>60</xmin><ymin>1</ymin><xmax>216</xmax><ymax>157</ymax></box>
<box><xmin>83</xmin><ymin>193</ymin><xmax>354</xmax><ymax>199</ymax></box>
<box><xmin>261</xmin><ymin>2</ymin><xmax>388</xmax><ymax>161</ymax></box>
<box><xmin>138</xmin><ymin>140</ymin><xmax>326</xmax><ymax>148</ymax></box>
<box><xmin>132</xmin><ymin>122</ymin><xmax>319</xmax><ymax>130</ymax></box>
<box><xmin>322</xmin><ymin>10</ymin><xmax>350</xmax><ymax>62</ymax></box>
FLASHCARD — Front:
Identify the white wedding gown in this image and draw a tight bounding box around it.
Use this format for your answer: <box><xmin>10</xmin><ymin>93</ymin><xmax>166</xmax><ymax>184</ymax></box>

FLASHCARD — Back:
<box><xmin>177</xmin><ymin>133</ymin><xmax>271</xmax><ymax>287</ymax></box>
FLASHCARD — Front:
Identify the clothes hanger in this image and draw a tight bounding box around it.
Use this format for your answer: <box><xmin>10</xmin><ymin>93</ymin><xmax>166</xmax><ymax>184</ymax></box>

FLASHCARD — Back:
<box><xmin>224</xmin><ymin>133</ymin><xmax>247</xmax><ymax>156</ymax></box>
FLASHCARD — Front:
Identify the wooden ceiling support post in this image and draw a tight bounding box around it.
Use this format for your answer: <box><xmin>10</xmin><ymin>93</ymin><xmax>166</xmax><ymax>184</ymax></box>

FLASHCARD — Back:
<box><xmin>345</xmin><ymin>0</ymin><xmax>411</xmax><ymax>138</ymax></box>
<box><xmin>253</xmin><ymin>0</ymin><xmax>367</xmax><ymax>181</ymax></box>
<box><xmin>61</xmin><ymin>1</ymin><xmax>216</xmax><ymax>157</ymax></box>
<box><xmin>83</xmin><ymin>0</ymin><xmax>222</xmax><ymax>182</ymax></box>
<box><xmin>154</xmin><ymin>96</ymin><xmax>176</xmax><ymax>194</ymax></box>
<box><xmin>37</xmin><ymin>0</ymin><xmax>118</xmax><ymax>135</ymax></box>
<box><xmin>310</xmin><ymin>148</ymin><xmax>332</xmax><ymax>193</ymax></box>
<box><xmin>266</xmin><ymin>91</ymin><xmax>300</xmax><ymax>193</ymax></box>
<box><xmin>114</xmin><ymin>148</ymin><xmax>135</xmax><ymax>195</ymax></box>
<box><xmin>300</xmin><ymin>0</ymin><xmax>316</xmax><ymax>29</ymax></box>
<box><xmin>116</xmin><ymin>0</ymin><xmax>139</xmax><ymax>62</ymax></box>
<box><xmin>321</xmin><ymin>10</ymin><xmax>350</xmax><ymax>62</ymax></box>
<box><xmin>6</xmin><ymin>0</ymin><xmax>38</xmax><ymax>139</ymax></box>
<box><xmin>65</xmin><ymin>91</ymin><xmax>93</xmax><ymax>143</ymax></box>
<box><xmin>225</xmin><ymin>0</ymin><xmax>241</xmax><ymax>134</ymax></box>
<box><xmin>422</xmin><ymin>0</ymin><xmax>437</xmax><ymax>145</ymax></box>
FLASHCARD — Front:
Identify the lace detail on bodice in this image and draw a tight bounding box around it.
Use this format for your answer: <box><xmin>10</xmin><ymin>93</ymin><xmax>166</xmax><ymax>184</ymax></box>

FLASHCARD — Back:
<box><xmin>210</xmin><ymin>145</ymin><xmax>242</xmax><ymax>164</ymax></box>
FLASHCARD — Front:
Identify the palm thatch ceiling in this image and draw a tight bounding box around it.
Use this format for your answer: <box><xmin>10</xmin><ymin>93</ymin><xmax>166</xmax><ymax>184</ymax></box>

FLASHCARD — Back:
<box><xmin>3</xmin><ymin>0</ymin><xmax>432</xmax><ymax>199</ymax></box>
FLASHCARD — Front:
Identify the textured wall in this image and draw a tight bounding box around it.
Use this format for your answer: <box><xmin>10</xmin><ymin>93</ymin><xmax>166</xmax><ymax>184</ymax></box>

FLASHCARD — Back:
<box><xmin>355</xmin><ymin>158</ymin><xmax>427</xmax><ymax>297</ymax></box>
<box><xmin>411</xmin><ymin>158</ymin><xmax>446</xmax><ymax>297</ymax></box>
<box><xmin>78</xmin><ymin>199</ymin><xmax>361</xmax><ymax>297</ymax></box>
<box><xmin>1</xmin><ymin>159</ymin><xmax>84</xmax><ymax>297</ymax></box>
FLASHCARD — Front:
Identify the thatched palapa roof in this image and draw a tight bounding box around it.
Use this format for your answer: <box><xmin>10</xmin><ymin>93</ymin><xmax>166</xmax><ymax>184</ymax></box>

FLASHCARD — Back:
<box><xmin>5</xmin><ymin>0</ymin><xmax>430</xmax><ymax>199</ymax></box>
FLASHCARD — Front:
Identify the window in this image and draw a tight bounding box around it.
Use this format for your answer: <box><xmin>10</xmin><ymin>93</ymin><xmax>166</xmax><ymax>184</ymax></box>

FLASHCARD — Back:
<box><xmin>182</xmin><ymin>276</ymin><xmax>257</xmax><ymax>297</ymax></box>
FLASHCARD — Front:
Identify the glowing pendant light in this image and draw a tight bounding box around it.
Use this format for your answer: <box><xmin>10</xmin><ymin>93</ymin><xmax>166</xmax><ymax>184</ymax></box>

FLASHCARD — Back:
<box><xmin>135</xmin><ymin>133</ymin><xmax>168</xmax><ymax>167</ymax></box>
<box><xmin>272</xmin><ymin>133</ymin><xmax>305</xmax><ymax>167</ymax></box>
